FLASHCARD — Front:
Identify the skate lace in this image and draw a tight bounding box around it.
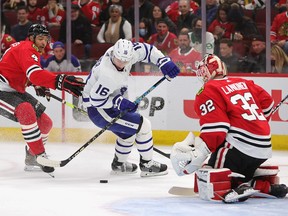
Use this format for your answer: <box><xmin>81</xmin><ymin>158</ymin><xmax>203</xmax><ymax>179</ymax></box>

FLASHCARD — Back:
<box><xmin>143</xmin><ymin>160</ymin><xmax>160</xmax><ymax>168</ymax></box>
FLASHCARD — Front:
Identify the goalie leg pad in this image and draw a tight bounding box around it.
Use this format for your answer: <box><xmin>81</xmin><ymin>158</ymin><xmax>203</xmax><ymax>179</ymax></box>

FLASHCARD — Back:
<box><xmin>196</xmin><ymin>168</ymin><xmax>232</xmax><ymax>201</ymax></box>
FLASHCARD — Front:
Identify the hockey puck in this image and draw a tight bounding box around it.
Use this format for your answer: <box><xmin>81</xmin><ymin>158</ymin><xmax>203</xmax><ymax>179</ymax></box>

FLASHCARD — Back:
<box><xmin>100</xmin><ymin>180</ymin><xmax>108</xmax><ymax>183</ymax></box>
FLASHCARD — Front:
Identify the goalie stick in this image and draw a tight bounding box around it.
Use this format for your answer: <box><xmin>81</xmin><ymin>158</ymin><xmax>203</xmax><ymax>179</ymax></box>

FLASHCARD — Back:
<box><xmin>168</xmin><ymin>186</ymin><xmax>277</xmax><ymax>199</ymax></box>
<box><xmin>37</xmin><ymin>76</ymin><xmax>167</xmax><ymax>167</ymax></box>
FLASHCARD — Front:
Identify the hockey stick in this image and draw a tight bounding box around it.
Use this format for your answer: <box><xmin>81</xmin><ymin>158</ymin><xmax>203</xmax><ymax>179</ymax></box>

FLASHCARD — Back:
<box><xmin>272</xmin><ymin>93</ymin><xmax>288</xmax><ymax>114</ymax></box>
<box><xmin>168</xmin><ymin>186</ymin><xmax>277</xmax><ymax>199</ymax></box>
<box><xmin>49</xmin><ymin>93</ymin><xmax>88</xmax><ymax>115</ymax></box>
<box><xmin>37</xmin><ymin>76</ymin><xmax>167</xmax><ymax>167</ymax></box>
<box><xmin>48</xmin><ymin>92</ymin><xmax>170</xmax><ymax>159</ymax></box>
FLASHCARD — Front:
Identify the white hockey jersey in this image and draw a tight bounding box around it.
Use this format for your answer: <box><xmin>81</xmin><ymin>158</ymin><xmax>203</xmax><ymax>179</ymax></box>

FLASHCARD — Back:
<box><xmin>82</xmin><ymin>42</ymin><xmax>166</xmax><ymax>109</ymax></box>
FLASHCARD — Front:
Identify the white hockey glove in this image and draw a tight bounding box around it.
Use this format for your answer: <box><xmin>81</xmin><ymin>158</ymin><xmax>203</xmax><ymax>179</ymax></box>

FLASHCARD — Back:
<box><xmin>170</xmin><ymin>133</ymin><xmax>211</xmax><ymax>176</ymax></box>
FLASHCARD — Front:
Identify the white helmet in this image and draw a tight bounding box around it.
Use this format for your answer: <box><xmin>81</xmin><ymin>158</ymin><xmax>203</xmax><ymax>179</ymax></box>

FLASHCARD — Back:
<box><xmin>196</xmin><ymin>54</ymin><xmax>227</xmax><ymax>83</ymax></box>
<box><xmin>113</xmin><ymin>39</ymin><xmax>133</xmax><ymax>62</ymax></box>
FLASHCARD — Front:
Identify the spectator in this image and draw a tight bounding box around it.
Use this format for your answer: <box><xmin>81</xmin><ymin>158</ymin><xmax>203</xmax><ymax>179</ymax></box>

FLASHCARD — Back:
<box><xmin>132</xmin><ymin>17</ymin><xmax>152</xmax><ymax>43</ymax></box>
<box><xmin>188</xmin><ymin>17</ymin><xmax>215</xmax><ymax>54</ymax></box>
<box><xmin>165</xmin><ymin>0</ymin><xmax>199</xmax><ymax>24</ymax></box>
<box><xmin>195</xmin><ymin>0</ymin><xmax>218</xmax><ymax>26</ymax></box>
<box><xmin>43</xmin><ymin>41</ymin><xmax>81</xmax><ymax>72</ymax></box>
<box><xmin>126</xmin><ymin>0</ymin><xmax>154</xmax><ymax>25</ymax></box>
<box><xmin>40</xmin><ymin>39</ymin><xmax>55</xmax><ymax>66</ymax></box>
<box><xmin>177</xmin><ymin>0</ymin><xmax>197</xmax><ymax>33</ymax></box>
<box><xmin>228</xmin><ymin>3</ymin><xmax>259</xmax><ymax>41</ymax></box>
<box><xmin>59</xmin><ymin>3</ymin><xmax>92</xmax><ymax>58</ymax></box>
<box><xmin>3</xmin><ymin>0</ymin><xmax>26</xmax><ymax>10</ymax></box>
<box><xmin>99</xmin><ymin>0</ymin><xmax>125</xmax><ymax>25</ymax></box>
<box><xmin>97</xmin><ymin>4</ymin><xmax>132</xmax><ymax>43</ymax></box>
<box><xmin>219</xmin><ymin>38</ymin><xmax>239</xmax><ymax>72</ymax></box>
<box><xmin>40</xmin><ymin>0</ymin><xmax>65</xmax><ymax>28</ymax></box>
<box><xmin>73</xmin><ymin>0</ymin><xmax>101</xmax><ymax>26</ymax></box>
<box><xmin>271</xmin><ymin>1</ymin><xmax>288</xmax><ymax>54</ymax></box>
<box><xmin>208</xmin><ymin>3</ymin><xmax>234</xmax><ymax>42</ymax></box>
<box><xmin>27</xmin><ymin>0</ymin><xmax>42</xmax><ymax>23</ymax></box>
<box><xmin>0</xmin><ymin>24</ymin><xmax>16</xmax><ymax>56</ymax></box>
<box><xmin>243</xmin><ymin>35</ymin><xmax>266</xmax><ymax>73</ymax></box>
<box><xmin>271</xmin><ymin>44</ymin><xmax>288</xmax><ymax>73</ymax></box>
<box><xmin>150</xmin><ymin>5</ymin><xmax>177</xmax><ymax>35</ymax></box>
<box><xmin>11</xmin><ymin>6</ymin><xmax>33</xmax><ymax>42</ymax></box>
<box><xmin>169</xmin><ymin>30</ymin><xmax>202</xmax><ymax>73</ymax></box>
<box><xmin>147</xmin><ymin>19</ymin><xmax>178</xmax><ymax>55</ymax></box>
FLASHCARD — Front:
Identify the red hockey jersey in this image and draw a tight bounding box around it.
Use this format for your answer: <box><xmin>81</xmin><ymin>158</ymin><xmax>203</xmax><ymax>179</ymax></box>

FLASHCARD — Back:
<box><xmin>1</xmin><ymin>34</ymin><xmax>16</xmax><ymax>54</ymax></box>
<box><xmin>74</xmin><ymin>0</ymin><xmax>101</xmax><ymax>26</ymax></box>
<box><xmin>0</xmin><ymin>41</ymin><xmax>57</xmax><ymax>93</ymax></box>
<box><xmin>194</xmin><ymin>77</ymin><xmax>274</xmax><ymax>159</ymax></box>
<box><xmin>169</xmin><ymin>47</ymin><xmax>202</xmax><ymax>72</ymax></box>
<box><xmin>270</xmin><ymin>11</ymin><xmax>288</xmax><ymax>42</ymax></box>
<box><xmin>148</xmin><ymin>32</ymin><xmax>178</xmax><ymax>55</ymax></box>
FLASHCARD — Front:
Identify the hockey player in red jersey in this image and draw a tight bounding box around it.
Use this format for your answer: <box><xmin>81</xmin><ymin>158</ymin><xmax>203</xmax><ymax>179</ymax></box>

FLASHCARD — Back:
<box><xmin>170</xmin><ymin>54</ymin><xmax>288</xmax><ymax>203</ymax></box>
<box><xmin>0</xmin><ymin>24</ymin><xmax>85</xmax><ymax>174</ymax></box>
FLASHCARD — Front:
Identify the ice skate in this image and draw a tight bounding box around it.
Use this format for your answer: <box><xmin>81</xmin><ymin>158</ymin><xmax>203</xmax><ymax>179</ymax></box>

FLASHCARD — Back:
<box><xmin>111</xmin><ymin>155</ymin><xmax>138</xmax><ymax>175</ymax></box>
<box><xmin>139</xmin><ymin>156</ymin><xmax>168</xmax><ymax>177</ymax></box>
<box><xmin>223</xmin><ymin>184</ymin><xmax>258</xmax><ymax>203</ymax></box>
<box><xmin>24</xmin><ymin>146</ymin><xmax>55</xmax><ymax>174</ymax></box>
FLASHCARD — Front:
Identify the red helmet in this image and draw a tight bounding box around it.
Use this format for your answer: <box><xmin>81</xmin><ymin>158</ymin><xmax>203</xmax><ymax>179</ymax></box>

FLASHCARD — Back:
<box><xmin>196</xmin><ymin>54</ymin><xmax>227</xmax><ymax>83</ymax></box>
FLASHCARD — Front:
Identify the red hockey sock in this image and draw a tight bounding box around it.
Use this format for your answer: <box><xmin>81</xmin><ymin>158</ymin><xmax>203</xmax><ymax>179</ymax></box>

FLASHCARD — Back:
<box><xmin>37</xmin><ymin>113</ymin><xmax>53</xmax><ymax>145</ymax></box>
<box><xmin>15</xmin><ymin>102</ymin><xmax>44</xmax><ymax>155</ymax></box>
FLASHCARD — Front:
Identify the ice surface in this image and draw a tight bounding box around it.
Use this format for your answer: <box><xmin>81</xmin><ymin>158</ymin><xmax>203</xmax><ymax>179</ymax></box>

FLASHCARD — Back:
<box><xmin>0</xmin><ymin>142</ymin><xmax>287</xmax><ymax>216</ymax></box>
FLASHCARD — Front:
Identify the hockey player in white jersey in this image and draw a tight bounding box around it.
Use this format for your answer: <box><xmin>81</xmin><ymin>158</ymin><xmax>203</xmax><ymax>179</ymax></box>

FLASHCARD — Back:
<box><xmin>82</xmin><ymin>39</ymin><xmax>180</xmax><ymax>177</ymax></box>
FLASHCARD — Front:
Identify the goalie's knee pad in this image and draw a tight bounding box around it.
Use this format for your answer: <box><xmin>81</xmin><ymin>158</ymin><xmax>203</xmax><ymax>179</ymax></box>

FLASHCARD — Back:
<box><xmin>195</xmin><ymin>168</ymin><xmax>232</xmax><ymax>201</ymax></box>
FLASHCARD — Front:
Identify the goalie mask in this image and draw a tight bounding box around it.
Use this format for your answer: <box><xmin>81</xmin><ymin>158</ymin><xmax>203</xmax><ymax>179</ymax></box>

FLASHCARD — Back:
<box><xmin>196</xmin><ymin>54</ymin><xmax>227</xmax><ymax>83</ymax></box>
<box><xmin>113</xmin><ymin>39</ymin><xmax>133</xmax><ymax>62</ymax></box>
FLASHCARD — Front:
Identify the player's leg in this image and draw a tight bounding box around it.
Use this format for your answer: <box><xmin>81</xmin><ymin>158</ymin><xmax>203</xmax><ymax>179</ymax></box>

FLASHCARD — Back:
<box><xmin>136</xmin><ymin>116</ymin><xmax>168</xmax><ymax>177</ymax></box>
<box><xmin>0</xmin><ymin>91</ymin><xmax>54</xmax><ymax>173</ymax></box>
<box><xmin>87</xmin><ymin>107</ymin><xmax>141</xmax><ymax>174</ymax></box>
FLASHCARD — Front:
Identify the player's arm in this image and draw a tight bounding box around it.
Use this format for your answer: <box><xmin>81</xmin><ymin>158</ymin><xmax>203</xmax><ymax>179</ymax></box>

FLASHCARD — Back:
<box><xmin>250</xmin><ymin>81</ymin><xmax>274</xmax><ymax>120</ymax></box>
<box><xmin>171</xmin><ymin>91</ymin><xmax>229</xmax><ymax>176</ymax></box>
<box><xmin>132</xmin><ymin>42</ymin><xmax>180</xmax><ymax>79</ymax></box>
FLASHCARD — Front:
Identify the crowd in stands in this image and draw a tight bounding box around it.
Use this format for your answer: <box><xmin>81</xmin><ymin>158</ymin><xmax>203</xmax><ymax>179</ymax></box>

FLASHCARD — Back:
<box><xmin>1</xmin><ymin>0</ymin><xmax>288</xmax><ymax>73</ymax></box>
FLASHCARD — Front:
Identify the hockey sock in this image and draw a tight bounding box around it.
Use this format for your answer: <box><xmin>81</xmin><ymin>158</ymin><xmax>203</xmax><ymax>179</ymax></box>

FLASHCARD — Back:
<box><xmin>37</xmin><ymin>113</ymin><xmax>53</xmax><ymax>145</ymax></box>
<box><xmin>15</xmin><ymin>102</ymin><xmax>44</xmax><ymax>155</ymax></box>
<box><xmin>136</xmin><ymin>117</ymin><xmax>153</xmax><ymax>161</ymax></box>
<box><xmin>115</xmin><ymin>135</ymin><xmax>136</xmax><ymax>162</ymax></box>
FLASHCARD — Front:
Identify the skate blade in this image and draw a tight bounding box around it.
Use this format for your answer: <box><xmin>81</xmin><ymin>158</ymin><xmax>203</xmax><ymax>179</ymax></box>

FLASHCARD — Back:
<box><xmin>24</xmin><ymin>165</ymin><xmax>42</xmax><ymax>172</ymax></box>
<box><xmin>140</xmin><ymin>170</ymin><xmax>168</xmax><ymax>177</ymax></box>
<box><xmin>110</xmin><ymin>170</ymin><xmax>137</xmax><ymax>175</ymax></box>
<box><xmin>24</xmin><ymin>166</ymin><xmax>55</xmax><ymax>178</ymax></box>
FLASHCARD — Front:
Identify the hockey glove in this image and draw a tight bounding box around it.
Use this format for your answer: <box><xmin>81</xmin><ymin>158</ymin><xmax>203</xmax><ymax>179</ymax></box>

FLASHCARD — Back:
<box><xmin>158</xmin><ymin>57</ymin><xmax>180</xmax><ymax>79</ymax></box>
<box><xmin>34</xmin><ymin>86</ymin><xmax>51</xmax><ymax>101</ymax></box>
<box><xmin>171</xmin><ymin>135</ymin><xmax>210</xmax><ymax>176</ymax></box>
<box><xmin>55</xmin><ymin>74</ymin><xmax>85</xmax><ymax>97</ymax></box>
<box><xmin>113</xmin><ymin>95</ymin><xmax>138</xmax><ymax>112</ymax></box>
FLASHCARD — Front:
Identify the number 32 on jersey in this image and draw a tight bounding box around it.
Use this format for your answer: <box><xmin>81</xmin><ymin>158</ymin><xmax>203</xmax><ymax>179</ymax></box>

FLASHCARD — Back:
<box><xmin>199</xmin><ymin>92</ymin><xmax>265</xmax><ymax>121</ymax></box>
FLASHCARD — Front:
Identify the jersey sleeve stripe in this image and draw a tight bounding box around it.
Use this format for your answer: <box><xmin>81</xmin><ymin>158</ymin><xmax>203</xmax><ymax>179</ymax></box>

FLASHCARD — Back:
<box><xmin>26</xmin><ymin>65</ymin><xmax>42</xmax><ymax>78</ymax></box>
<box><xmin>89</xmin><ymin>96</ymin><xmax>109</xmax><ymax>107</ymax></box>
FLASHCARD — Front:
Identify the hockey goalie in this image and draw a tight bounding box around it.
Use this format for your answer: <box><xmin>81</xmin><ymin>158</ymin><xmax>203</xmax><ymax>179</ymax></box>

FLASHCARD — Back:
<box><xmin>170</xmin><ymin>54</ymin><xmax>288</xmax><ymax>203</ymax></box>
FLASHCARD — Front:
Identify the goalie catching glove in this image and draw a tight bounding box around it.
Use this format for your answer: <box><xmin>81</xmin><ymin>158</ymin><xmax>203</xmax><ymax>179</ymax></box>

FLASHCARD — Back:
<box><xmin>170</xmin><ymin>132</ymin><xmax>211</xmax><ymax>176</ymax></box>
<box><xmin>55</xmin><ymin>74</ymin><xmax>85</xmax><ymax>97</ymax></box>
